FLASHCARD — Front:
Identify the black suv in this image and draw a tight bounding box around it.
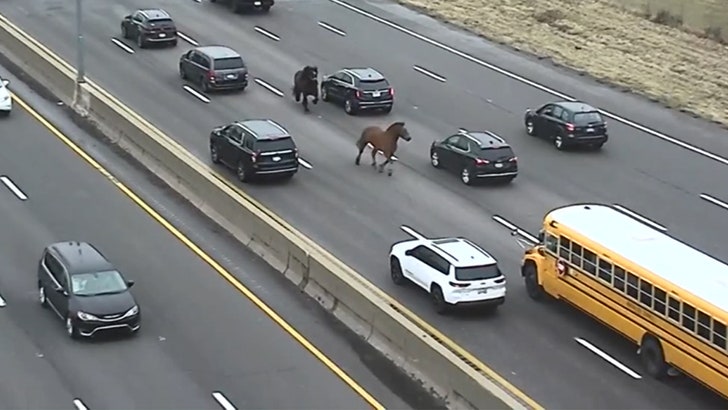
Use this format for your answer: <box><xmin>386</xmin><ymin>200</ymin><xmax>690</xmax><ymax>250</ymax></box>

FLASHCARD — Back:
<box><xmin>524</xmin><ymin>101</ymin><xmax>608</xmax><ymax>150</ymax></box>
<box><xmin>430</xmin><ymin>130</ymin><xmax>518</xmax><ymax>185</ymax></box>
<box><xmin>210</xmin><ymin>119</ymin><xmax>299</xmax><ymax>182</ymax></box>
<box><xmin>210</xmin><ymin>0</ymin><xmax>273</xmax><ymax>13</ymax></box>
<box><xmin>120</xmin><ymin>9</ymin><xmax>177</xmax><ymax>48</ymax></box>
<box><xmin>321</xmin><ymin>68</ymin><xmax>394</xmax><ymax>115</ymax></box>
<box><xmin>179</xmin><ymin>46</ymin><xmax>249</xmax><ymax>92</ymax></box>
<box><xmin>38</xmin><ymin>241</ymin><xmax>140</xmax><ymax>339</ymax></box>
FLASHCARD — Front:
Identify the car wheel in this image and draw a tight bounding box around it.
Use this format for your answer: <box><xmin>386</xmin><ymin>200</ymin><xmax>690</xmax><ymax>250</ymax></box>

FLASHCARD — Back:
<box><xmin>430</xmin><ymin>150</ymin><xmax>441</xmax><ymax>168</ymax></box>
<box><xmin>170</xmin><ymin>39</ymin><xmax>178</xmax><ymax>47</ymax></box>
<box><xmin>179</xmin><ymin>66</ymin><xmax>187</xmax><ymax>80</ymax></box>
<box><xmin>38</xmin><ymin>283</ymin><xmax>48</xmax><ymax>308</ymax></box>
<box><xmin>344</xmin><ymin>99</ymin><xmax>357</xmax><ymax>115</ymax></box>
<box><xmin>66</xmin><ymin>316</ymin><xmax>79</xmax><ymax>339</ymax></box>
<box><xmin>554</xmin><ymin>135</ymin><xmax>565</xmax><ymax>150</ymax></box>
<box><xmin>390</xmin><ymin>257</ymin><xmax>406</xmax><ymax>285</ymax></box>
<box><xmin>526</xmin><ymin>120</ymin><xmax>536</xmax><ymax>136</ymax></box>
<box><xmin>201</xmin><ymin>79</ymin><xmax>210</xmax><ymax>93</ymax></box>
<box><xmin>236</xmin><ymin>161</ymin><xmax>249</xmax><ymax>182</ymax></box>
<box><xmin>210</xmin><ymin>144</ymin><xmax>221</xmax><ymax>164</ymax></box>
<box><xmin>460</xmin><ymin>167</ymin><xmax>473</xmax><ymax>185</ymax></box>
<box><xmin>262</xmin><ymin>5</ymin><xmax>271</xmax><ymax>12</ymax></box>
<box><xmin>136</xmin><ymin>33</ymin><xmax>146</xmax><ymax>49</ymax></box>
<box><xmin>523</xmin><ymin>263</ymin><xmax>545</xmax><ymax>300</ymax></box>
<box><xmin>640</xmin><ymin>337</ymin><xmax>669</xmax><ymax>379</ymax></box>
<box><xmin>382</xmin><ymin>105</ymin><xmax>393</xmax><ymax>114</ymax></box>
<box><xmin>320</xmin><ymin>87</ymin><xmax>329</xmax><ymax>102</ymax></box>
<box><xmin>430</xmin><ymin>285</ymin><xmax>449</xmax><ymax>314</ymax></box>
<box><xmin>230</xmin><ymin>0</ymin><xmax>241</xmax><ymax>13</ymax></box>
<box><xmin>593</xmin><ymin>143</ymin><xmax>605</xmax><ymax>151</ymax></box>
<box><xmin>121</xmin><ymin>24</ymin><xmax>128</xmax><ymax>39</ymax></box>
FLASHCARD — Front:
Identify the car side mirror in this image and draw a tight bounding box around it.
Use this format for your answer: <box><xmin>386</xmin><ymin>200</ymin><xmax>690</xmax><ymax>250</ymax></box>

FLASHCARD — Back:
<box><xmin>1</xmin><ymin>79</ymin><xmax>9</xmax><ymax>87</ymax></box>
<box><xmin>126</xmin><ymin>280</ymin><xmax>135</xmax><ymax>288</ymax></box>
<box><xmin>124</xmin><ymin>15</ymin><xmax>131</xmax><ymax>20</ymax></box>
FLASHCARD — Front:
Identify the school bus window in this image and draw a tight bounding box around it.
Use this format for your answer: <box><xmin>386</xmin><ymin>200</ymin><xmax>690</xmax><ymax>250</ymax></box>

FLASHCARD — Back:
<box><xmin>697</xmin><ymin>311</ymin><xmax>712</xmax><ymax>341</ymax></box>
<box><xmin>545</xmin><ymin>234</ymin><xmax>558</xmax><ymax>253</ymax></box>
<box><xmin>570</xmin><ymin>243</ymin><xmax>583</xmax><ymax>267</ymax></box>
<box><xmin>639</xmin><ymin>280</ymin><xmax>653</xmax><ymax>308</ymax></box>
<box><xmin>626</xmin><ymin>272</ymin><xmax>639</xmax><ymax>300</ymax></box>
<box><xmin>613</xmin><ymin>266</ymin><xmax>626</xmax><ymax>293</ymax></box>
<box><xmin>668</xmin><ymin>296</ymin><xmax>681</xmax><ymax>322</ymax></box>
<box><xmin>653</xmin><ymin>287</ymin><xmax>667</xmax><ymax>316</ymax></box>
<box><xmin>582</xmin><ymin>249</ymin><xmax>597</xmax><ymax>275</ymax></box>
<box><xmin>597</xmin><ymin>259</ymin><xmax>612</xmax><ymax>284</ymax></box>
<box><xmin>559</xmin><ymin>237</ymin><xmax>571</xmax><ymax>259</ymax></box>
<box><xmin>682</xmin><ymin>303</ymin><xmax>697</xmax><ymax>332</ymax></box>
<box><xmin>713</xmin><ymin>321</ymin><xmax>727</xmax><ymax>349</ymax></box>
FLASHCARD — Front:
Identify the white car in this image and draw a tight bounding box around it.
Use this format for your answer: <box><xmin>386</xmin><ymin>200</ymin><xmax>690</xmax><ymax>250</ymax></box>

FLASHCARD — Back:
<box><xmin>389</xmin><ymin>225</ymin><xmax>507</xmax><ymax>314</ymax></box>
<box><xmin>0</xmin><ymin>78</ymin><xmax>11</xmax><ymax>116</ymax></box>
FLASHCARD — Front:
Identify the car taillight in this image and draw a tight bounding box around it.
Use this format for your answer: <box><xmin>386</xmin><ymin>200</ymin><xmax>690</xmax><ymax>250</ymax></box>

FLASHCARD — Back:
<box><xmin>294</xmin><ymin>148</ymin><xmax>299</xmax><ymax>158</ymax></box>
<box><xmin>566</xmin><ymin>123</ymin><xmax>575</xmax><ymax>132</ymax></box>
<box><xmin>508</xmin><ymin>156</ymin><xmax>518</xmax><ymax>162</ymax></box>
<box><xmin>251</xmin><ymin>150</ymin><xmax>260</xmax><ymax>163</ymax></box>
<box><xmin>449</xmin><ymin>282</ymin><xmax>470</xmax><ymax>288</ymax></box>
<box><xmin>388</xmin><ymin>87</ymin><xmax>394</xmax><ymax>97</ymax></box>
<box><xmin>207</xmin><ymin>70</ymin><xmax>215</xmax><ymax>80</ymax></box>
<box><xmin>355</xmin><ymin>90</ymin><xmax>362</xmax><ymax>99</ymax></box>
<box><xmin>475</xmin><ymin>158</ymin><xmax>489</xmax><ymax>166</ymax></box>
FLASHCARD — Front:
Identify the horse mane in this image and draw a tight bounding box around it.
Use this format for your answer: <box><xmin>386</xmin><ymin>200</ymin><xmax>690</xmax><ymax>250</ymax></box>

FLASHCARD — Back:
<box><xmin>386</xmin><ymin>122</ymin><xmax>405</xmax><ymax>131</ymax></box>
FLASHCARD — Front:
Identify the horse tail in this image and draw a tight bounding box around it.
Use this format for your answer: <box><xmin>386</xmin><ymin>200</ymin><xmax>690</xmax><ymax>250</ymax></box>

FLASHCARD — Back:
<box><xmin>356</xmin><ymin>131</ymin><xmax>368</xmax><ymax>151</ymax></box>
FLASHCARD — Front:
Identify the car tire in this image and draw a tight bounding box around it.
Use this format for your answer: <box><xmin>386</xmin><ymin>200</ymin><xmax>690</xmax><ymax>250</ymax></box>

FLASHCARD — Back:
<box><xmin>201</xmin><ymin>79</ymin><xmax>210</xmax><ymax>93</ymax></box>
<box><xmin>179</xmin><ymin>66</ymin><xmax>187</xmax><ymax>80</ymax></box>
<box><xmin>526</xmin><ymin>119</ymin><xmax>536</xmax><ymax>136</ymax></box>
<box><xmin>344</xmin><ymin>99</ymin><xmax>357</xmax><ymax>115</ymax></box>
<box><xmin>593</xmin><ymin>143</ymin><xmax>605</xmax><ymax>151</ymax></box>
<box><xmin>236</xmin><ymin>161</ymin><xmax>249</xmax><ymax>183</ymax></box>
<box><xmin>170</xmin><ymin>39</ymin><xmax>178</xmax><ymax>47</ymax></box>
<box><xmin>554</xmin><ymin>135</ymin><xmax>566</xmax><ymax>151</ymax></box>
<box><xmin>430</xmin><ymin>150</ymin><xmax>441</xmax><ymax>168</ymax></box>
<box><xmin>210</xmin><ymin>144</ymin><xmax>221</xmax><ymax>164</ymax></box>
<box><xmin>430</xmin><ymin>285</ymin><xmax>449</xmax><ymax>314</ymax></box>
<box><xmin>640</xmin><ymin>337</ymin><xmax>669</xmax><ymax>379</ymax></box>
<box><xmin>136</xmin><ymin>33</ymin><xmax>146</xmax><ymax>49</ymax></box>
<box><xmin>460</xmin><ymin>167</ymin><xmax>473</xmax><ymax>185</ymax></box>
<box><xmin>382</xmin><ymin>105</ymin><xmax>393</xmax><ymax>114</ymax></box>
<box><xmin>523</xmin><ymin>263</ymin><xmax>545</xmax><ymax>301</ymax></box>
<box><xmin>320</xmin><ymin>87</ymin><xmax>330</xmax><ymax>102</ymax></box>
<box><xmin>121</xmin><ymin>24</ymin><xmax>128</xmax><ymax>39</ymax></box>
<box><xmin>230</xmin><ymin>0</ymin><xmax>241</xmax><ymax>13</ymax></box>
<box><xmin>38</xmin><ymin>283</ymin><xmax>48</xmax><ymax>308</ymax></box>
<box><xmin>66</xmin><ymin>316</ymin><xmax>79</xmax><ymax>339</ymax></box>
<box><xmin>390</xmin><ymin>257</ymin><xmax>406</xmax><ymax>285</ymax></box>
<box><xmin>262</xmin><ymin>5</ymin><xmax>271</xmax><ymax>12</ymax></box>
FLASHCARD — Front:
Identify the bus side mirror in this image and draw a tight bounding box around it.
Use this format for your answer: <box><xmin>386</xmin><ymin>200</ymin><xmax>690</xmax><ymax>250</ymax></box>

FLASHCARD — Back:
<box><xmin>537</xmin><ymin>231</ymin><xmax>544</xmax><ymax>242</ymax></box>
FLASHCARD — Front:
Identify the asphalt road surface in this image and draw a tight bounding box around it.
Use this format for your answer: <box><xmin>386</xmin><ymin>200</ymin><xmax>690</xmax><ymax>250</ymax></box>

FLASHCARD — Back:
<box><xmin>0</xmin><ymin>68</ymin><xmax>416</xmax><ymax>409</ymax></box>
<box><xmin>1</xmin><ymin>0</ymin><xmax>727</xmax><ymax>407</ymax></box>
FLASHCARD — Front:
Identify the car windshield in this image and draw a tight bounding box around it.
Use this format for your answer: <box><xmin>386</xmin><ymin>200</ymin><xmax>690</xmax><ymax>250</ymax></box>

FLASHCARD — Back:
<box><xmin>478</xmin><ymin>147</ymin><xmax>514</xmax><ymax>160</ymax></box>
<box><xmin>359</xmin><ymin>79</ymin><xmax>389</xmax><ymax>90</ymax></box>
<box><xmin>148</xmin><ymin>18</ymin><xmax>173</xmax><ymax>27</ymax></box>
<box><xmin>573</xmin><ymin>112</ymin><xmax>603</xmax><ymax>126</ymax></box>
<box><xmin>71</xmin><ymin>270</ymin><xmax>127</xmax><ymax>296</ymax></box>
<box><xmin>255</xmin><ymin>137</ymin><xmax>295</xmax><ymax>151</ymax></box>
<box><xmin>454</xmin><ymin>264</ymin><xmax>501</xmax><ymax>281</ymax></box>
<box><xmin>214</xmin><ymin>57</ymin><xmax>245</xmax><ymax>70</ymax></box>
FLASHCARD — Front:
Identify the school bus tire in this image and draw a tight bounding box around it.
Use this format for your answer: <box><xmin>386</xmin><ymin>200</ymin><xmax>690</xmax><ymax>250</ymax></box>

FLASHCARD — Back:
<box><xmin>523</xmin><ymin>262</ymin><xmax>545</xmax><ymax>301</ymax></box>
<box><xmin>640</xmin><ymin>335</ymin><xmax>669</xmax><ymax>379</ymax></box>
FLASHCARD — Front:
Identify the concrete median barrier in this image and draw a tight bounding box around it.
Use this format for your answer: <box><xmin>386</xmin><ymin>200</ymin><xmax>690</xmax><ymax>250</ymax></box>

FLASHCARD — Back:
<box><xmin>0</xmin><ymin>13</ymin><xmax>535</xmax><ymax>410</ymax></box>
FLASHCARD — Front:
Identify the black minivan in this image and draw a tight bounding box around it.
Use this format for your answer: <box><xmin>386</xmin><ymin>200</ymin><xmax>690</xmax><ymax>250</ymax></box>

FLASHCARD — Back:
<box><xmin>179</xmin><ymin>46</ymin><xmax>249</xmax><ymax>92</ymax></box>
<box><xmin>38</xmin><ymin>241</ymin><xmax>141</xmax><ymax>339</ymax></box>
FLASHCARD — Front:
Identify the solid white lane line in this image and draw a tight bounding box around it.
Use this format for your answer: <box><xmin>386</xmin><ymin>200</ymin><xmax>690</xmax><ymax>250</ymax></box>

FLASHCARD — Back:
<box><xmin>365</xmin><ymin>143</ymin><xmax>398</xmax><ymax>160</ymax></box>
<box><xmin>182</xmin><ymin>85</ymin><xmax>210</xmax><ymax>103</ymax></box>
<box><xmin>177</xmin><ymin>32</ymin><xmax>199</xmax><ymax>46</ymax></box>
<box><xmin>400</xmin><ymin>225</ymin><xmax>427</xmax><ymax>240</ymax></box>
<box><xmin>612</xmin><ymin>204</ymin><xmax>667</xmax><ymax>232</ymax></box>
<box><xmin>254</xmin><ymin>78</ymin><xmax>284</xmax><ymax>97</ymax></box>
<box><xmin>574</xmin><ymin>337</ymin><xmax>642</xmax><ymax>380</ymax></box>
<box><xmin>0</xmin><ymin>176</ymin><xmax>27</xmax><ymax>200</ymax></box>
<box><xmin>328</xmin><ymin>0</ymin><xmax>728</xmax><ymax>167</ymax></box>
<box><xmin>254</xmin><ymin>26</ymin><xmax>280</xmax><ymax>41</ymax></box>
<box><xmin>412</xmin><ymin>65</ymin><xmax>446</xmax><ymax>83</ymax></box>
<box><xmin>491</xmin><ymin>215</ymin><xmax>539</xmax><ymax>243</ymax></box>
<box><xmin>212</xmin><ymin>392</ymin><xmax>237</xmax><ymax>410</ymax></box>
<box><xmin>110</xmin><ymin>38</ymin><xmax>134</xmax><ymax>54</ymax></box>
<box><xmin>73</xmin><ymin>399</ymin><xmax>89</xmax><ymax>410</ymax></box>
<box><xmin>0</xmin><ymin>294</ymin><xmax>6</xmax><ymax>307</ymax></box>
<box><xmin>700</xmin><ymin>193</ymin><xmax>728</xmax><ymax>211</ymax></box>
<box><xmin>297</xmin><ymin>157</ymin><xmax>313</xmax><ymax>169</ymax></box>
<box><xmin>317</xmin><ymin>21</ymin><xmax>347</xmax><ymax>37</ymax></box>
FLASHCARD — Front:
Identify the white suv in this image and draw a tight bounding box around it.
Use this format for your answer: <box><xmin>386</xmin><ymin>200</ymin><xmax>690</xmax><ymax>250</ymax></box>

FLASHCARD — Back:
<box><xmin>389</xmin><ymin>226</ymin><xmax>506</xmax><ymax>314</ymax></box>
<box><xmin>0</xmin><ymin>78</ymin><xmax>11</xmax><ymax>116</ymax></box>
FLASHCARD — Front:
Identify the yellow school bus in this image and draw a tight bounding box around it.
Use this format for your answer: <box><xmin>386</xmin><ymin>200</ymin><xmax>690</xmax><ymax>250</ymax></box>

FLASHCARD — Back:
<box><xmin>520</xmin><ymin>203</ymin><xmax>728</xmax><ymax>398</ymax></box>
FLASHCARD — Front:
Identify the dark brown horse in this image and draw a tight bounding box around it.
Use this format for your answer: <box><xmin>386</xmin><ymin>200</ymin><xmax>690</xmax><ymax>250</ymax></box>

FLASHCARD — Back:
<box><xmin>355</xmin><ymin>122</ymin><xmax>411</xmax><ymax>176</ymax></box>
<box><xmin>292</xmin><ymin>65</ymin><xmax>319</xmax><ymax>113</ymax></box>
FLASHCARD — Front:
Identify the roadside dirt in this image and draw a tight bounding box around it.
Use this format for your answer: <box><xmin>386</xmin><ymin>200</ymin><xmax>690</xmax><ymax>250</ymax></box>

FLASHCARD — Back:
<box><xmin>396</xmin><ymin>0</ymin><xmax>728</xmax><ymax>126</ymax></box>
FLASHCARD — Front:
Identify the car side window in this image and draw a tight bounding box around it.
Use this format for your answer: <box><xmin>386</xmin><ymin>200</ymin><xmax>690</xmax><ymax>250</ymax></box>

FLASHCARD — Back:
<box><xmin>424</xmin><ymin>250</ymin><xmax>450</xmax><ymax>275</ymax></box>
<box><xmin>537</xmin><ymin>104</ymin><xmax>553</xmax><ymax>116</ymax></box>
<box><xmin>446</xmin><ymin>135</ymin><xmax>467</xmax><ymax>151</ymax></box>
<box><xmin>227</xmin><ymin>126</ymin><xmax>243</xmax><ymax>144</ymax></box>
<box><xmin>551</xmin><ymin>106</ymin><xmax>564</xmax><ymax>119</ymax></box>
<box><xmin>199</xmin><ymin>55</ymin><xmax>210</xmax><ymax>69</ymax></box>
<box><xmin>335</xmin><ymin>72</ymin><xmax>353</xmax><ymax>85</ymax></box>
<box><xmin>242</xmin><ymin>132</ymin><xmax>255</xmax><ymax>150</ymax></box>
<box><xmin>132</xmin><ymin>12</ymin><xmax>143</xmax><ymax>24</ymax></box>
<box><xmin>44</xmin><ymin>253</ymin><xmax>66</xmax><ymax>286</ymax></box>
<box><xmin>560</xmin><ymin>110</ymin><xmax>571</xmax><ymax>122</ymax></box>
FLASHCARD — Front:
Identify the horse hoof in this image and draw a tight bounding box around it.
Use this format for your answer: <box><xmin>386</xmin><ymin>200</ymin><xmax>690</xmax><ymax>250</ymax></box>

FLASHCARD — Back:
<box><xmin>387</xmin><ymin>170</ymin><xmax>393</xmax><ymax>177</ymax></box>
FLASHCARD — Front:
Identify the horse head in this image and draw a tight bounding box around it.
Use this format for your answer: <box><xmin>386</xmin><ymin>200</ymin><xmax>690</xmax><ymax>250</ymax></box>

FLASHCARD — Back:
<box><xmin>387</xmin><ymin>121</ymin><xmax>412</xmax><ymax>141</ymax></box>
<box><xmin>304</xmin><ymin>66</ymin><xmax>319</xmax><ymax>82</ymax></box>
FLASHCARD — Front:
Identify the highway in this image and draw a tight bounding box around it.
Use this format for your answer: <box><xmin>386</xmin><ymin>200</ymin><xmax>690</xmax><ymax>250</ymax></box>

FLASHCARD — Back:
<box><xmin>0</xmin><ymin>69</ymin><xmax>415</xmax><ymax>409</ymax></box>
<box><xmin>1</xmin><ymin>0</ymin><xmax>727</xmax><ymax>407</ymax></box>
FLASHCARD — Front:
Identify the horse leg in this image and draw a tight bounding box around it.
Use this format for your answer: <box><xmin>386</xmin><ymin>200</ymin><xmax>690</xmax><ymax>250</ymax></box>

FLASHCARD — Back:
<box><xmin>312</xmin><ymin>92</ymin><xmax>318</xmax><ymax>105</ymax></box>
<box><xmin>302</xmin><ymin>95</ymin><xmax>309</xmax><ymax>113</ymax></box>
<box><xmin>355</xmin><ymin>143</ymin><xmax>365</xmax><ymax>166</ymax></box>
<box><xmin>370</xmin><ymin>148</ymin><xmax>379</xmax><ymax>168</ymax></box>
<box><xmin>387</xmin><ymin>158</ymin><xmax>394</xmax><ymax>176</ymax></box>
<box><xmin>378</xmin><ymin>158</ymin><xmax>390</xmax><ymax>174</ymax></box>
<box><xmin>294</xmin><ymin>88</ymin><xmax>301</xmax><ymax>102</ymax></box>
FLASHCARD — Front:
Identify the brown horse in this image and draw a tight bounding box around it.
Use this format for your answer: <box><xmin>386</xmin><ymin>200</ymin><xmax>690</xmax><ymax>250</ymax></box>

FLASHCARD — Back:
<box><xmin>355</xmin><ymin>122</ymin><xmax>411</xmax><ymax>176</ymax></box>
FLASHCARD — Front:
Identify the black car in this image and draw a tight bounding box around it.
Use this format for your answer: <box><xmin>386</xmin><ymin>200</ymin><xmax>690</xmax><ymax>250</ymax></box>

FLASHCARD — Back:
<box><xmin>179</xmin><ymin>46</ymin><xmax>249</xmax><ymax>92</ymax></box>
<box><xmin>120</xmin><ymin>9</ymin><xmax>177</xmax><ymax>48</ymax></box>
<box><xmin>524</xmin><ymin>101</ymin><xmax>608</xmax><ymax>150</ymax></box>
<box><xmin>37</xmin><ymin>242</ymin><xmax>140</xmax><ymax>339</ymax></box>
<box><xmin>321</xmin><ymin>68</ymin><xmax>394</xmax><ymax>115</ymax></box>
<box><xmin>430</xmin><ymin>130</ymin><xmax>518</xmax><ymax>185</ymax></box>
<box><xmin>210</xmin><ymin>0</ymin><xmax>273</xmax><ymax>13</ymax></box>
<box><xmin>210</xmin><ymin>119</ymin><xmax>299</xmax><ymax>182</ymax></box>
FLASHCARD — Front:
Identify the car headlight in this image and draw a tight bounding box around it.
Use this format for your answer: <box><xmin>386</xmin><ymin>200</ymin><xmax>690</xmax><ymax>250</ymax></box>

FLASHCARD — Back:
<box><xmin>126</xmin><ymin>305</ymin><xmax>139</xmax><ymax>316</ymax></box>
<box><xmin>77</xmin><ymin>311</ymin><xmax>99</xmax><ymax>321</ymax></box>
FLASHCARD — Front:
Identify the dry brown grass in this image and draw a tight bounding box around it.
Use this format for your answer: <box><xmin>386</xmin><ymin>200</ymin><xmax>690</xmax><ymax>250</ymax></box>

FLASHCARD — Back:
<box><xmin>396</xmin><ymin>0</ymin><xmax>728</xmax><ymax>126</ymax></box>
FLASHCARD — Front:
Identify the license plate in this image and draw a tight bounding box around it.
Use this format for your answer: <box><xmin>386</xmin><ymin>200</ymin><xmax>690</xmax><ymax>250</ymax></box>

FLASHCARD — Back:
<box><xmin>254</xmin><ymin>1</ymin><xmax>261</xmax><ymax>5</ymax></box>
<box><xmin>272</xmin><ymin>156</ymin><xmax>281</xmax><ymax>162</ymax></box>
<box><xmin>159</xmin><ymin>33</ymin><xmax>166</xmax><ymax>38</ymax></box>
<box><xmin>372</xmin><ymin>91</ymin><xmax>381</xmax><ymax>97</ymax></box>
<box><xmin>226</xmin><ymin>74</ymin><xmax>236</xmax><ymax>79</ymax></box>
<box><xmin>587</xmin><ymin>127</ymin><xmax>594</xmax><ymax>133</ymax></box>
<box><xmin>478</xmin><ymin>289</ymin><xmax>488</xmax><ymax>294</ymax></box>
<box><xmin>495</xmin><ymin>163</ymin><xmax>503</xmax><ymax>168</ymax></box>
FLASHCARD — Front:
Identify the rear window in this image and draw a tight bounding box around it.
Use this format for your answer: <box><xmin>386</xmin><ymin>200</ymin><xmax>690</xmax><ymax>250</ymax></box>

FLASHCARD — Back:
<box><xmin>255</xmin><ymin>137</ymin><xmax>296</xmax><ymax>152</ymax></box>
<box><xmin>214</xmin><ymin>57</ymin><xmax>245</xmax><ymax>70</ymax></box>
<box><xmin>573</xmin><ymin>112</ymin><xmax>603</xmax><ymax>126</ymax></box>
<box><xmin>455</xmin><ymin>264</ymin><xmax>501</xmax><ymax>281</ymax></box>
<box><xmin>359</xmin><ymin>79</ymin><xmax>389</xmax><ymax>90</ymax></box>
<box><xmin>478</xmin><ymin>146</ymin><xmax>514</xmax><ymax>160</ymax></box>
<box><xmin>148</xmin><ymin>18</ymin><xmax>174</xmax><ymax>27</ymax></box>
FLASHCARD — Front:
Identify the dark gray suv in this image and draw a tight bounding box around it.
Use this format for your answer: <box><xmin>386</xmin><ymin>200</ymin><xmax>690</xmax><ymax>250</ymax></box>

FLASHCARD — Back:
<box><xmin>179</xmin><ymin>46</ymin><xmax>249</xmax><ymax>92</ymax></box>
